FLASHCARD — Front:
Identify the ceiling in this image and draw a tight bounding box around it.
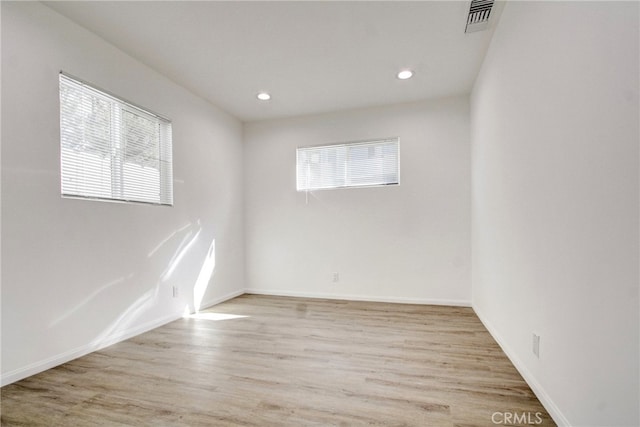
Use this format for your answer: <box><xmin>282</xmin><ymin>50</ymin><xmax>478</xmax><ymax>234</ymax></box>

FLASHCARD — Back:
<box><xmin>44</xmin><ymin>1</ymin><xmax>504</xmax><ymax>123</ymax></box>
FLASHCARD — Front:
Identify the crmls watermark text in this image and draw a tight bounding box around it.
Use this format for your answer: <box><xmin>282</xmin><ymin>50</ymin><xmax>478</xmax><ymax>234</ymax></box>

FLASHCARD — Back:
<box><xmin>491</xmin><ymin>411</ymin><xmax>543</xmax><ymax>425</ymax></box>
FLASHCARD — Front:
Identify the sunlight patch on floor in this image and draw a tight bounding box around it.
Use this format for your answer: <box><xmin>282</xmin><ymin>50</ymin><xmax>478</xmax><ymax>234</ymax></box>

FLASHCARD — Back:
<box><xmin>185</xmin><ymin>312</ymin><xmax>248</xmax><ymax>321</ymax></box>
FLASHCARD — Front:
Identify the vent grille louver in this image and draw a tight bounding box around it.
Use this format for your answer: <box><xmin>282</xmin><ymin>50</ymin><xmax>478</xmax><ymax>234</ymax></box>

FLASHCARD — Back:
<box><xmin>465</xmin><ymin>0</ymin><xmax>494</xmax><ymax>33</ymax></box>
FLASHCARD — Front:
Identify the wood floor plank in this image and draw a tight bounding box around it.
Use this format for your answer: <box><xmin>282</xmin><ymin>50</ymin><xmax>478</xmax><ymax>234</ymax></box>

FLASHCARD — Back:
<box><xmin>1</xmin><ymin>295</ymin><xmax>555</xmax><ymax>426</ymax></box>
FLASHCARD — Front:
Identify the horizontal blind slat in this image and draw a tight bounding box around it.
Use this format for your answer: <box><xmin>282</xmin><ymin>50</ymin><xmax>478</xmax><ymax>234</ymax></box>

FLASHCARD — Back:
<box><xmin>297</xmin><ymin>138</ymin><xmax>399</xmax><ymax>191</ymax></box>
<box><xmin>59</xmin><ymin>73</ymin><xmax>173</xmax><ymax>206</ymax></box>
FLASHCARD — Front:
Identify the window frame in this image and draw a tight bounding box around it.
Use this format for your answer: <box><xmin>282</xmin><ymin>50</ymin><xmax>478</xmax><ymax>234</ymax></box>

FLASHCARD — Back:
<box><xmin>59</xmin><ymin>72</ymin><xmax>173</xmax><ymax>206</ymax></box>
<box><xmin>296</xmin><ymin>137</ymin><xmax>400</xmax><ymax>192</ymax></box>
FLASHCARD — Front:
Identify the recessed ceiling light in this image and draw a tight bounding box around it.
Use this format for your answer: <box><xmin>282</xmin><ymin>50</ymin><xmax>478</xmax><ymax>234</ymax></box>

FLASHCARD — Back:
<box><xmin>257</xmin><ymin>92</ymin><xmax>271</xmax><ymax>101</ymax></box>
<box><xmin>397</xmin><ymin>70</ymin><xmax>414</xmax><ymax>80</ymax></box>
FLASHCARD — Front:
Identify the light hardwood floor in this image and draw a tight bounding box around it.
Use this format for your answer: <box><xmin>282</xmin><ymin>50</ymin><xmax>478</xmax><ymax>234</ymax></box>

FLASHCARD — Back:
<box><xmin>1</xmin><ymin>295</ymin><xmax>555</xmax><ymax>426</ymax></box>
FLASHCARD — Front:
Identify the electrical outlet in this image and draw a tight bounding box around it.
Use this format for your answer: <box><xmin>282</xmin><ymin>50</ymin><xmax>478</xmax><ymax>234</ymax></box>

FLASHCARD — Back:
<box><xmin>332</xmin><ymin>272</ymin><xmax>339</xmax><ymax>283</ymax></box>
<box><xmin>532</xmin><ymin>333</ymin><xmax>540</xmax><ymax>358</ymax></box>
<box><xmin>172</xmin><ymin>286</ymin><xmax>179</xmax><ymax>298</ymax></box>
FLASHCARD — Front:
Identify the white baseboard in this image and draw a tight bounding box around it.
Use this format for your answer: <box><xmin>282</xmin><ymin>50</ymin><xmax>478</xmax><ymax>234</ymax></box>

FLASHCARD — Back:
<box><xmin>244</xmin><ymin>288</ymin><xmax>471</xmax><ymax>307</ymax></box>
<box><xmin>198</xmin><ymin>289</ymin><xmax>246</xmax><ymax>311</ymax></box>
<box><xmin>473</xmin><ymin>305</ymin><xmax>571</xmax><ymax>427</ymax></box>
<box><xmin>1</xmin><ymin>311</ymin><xmax>181</xmax><ymax>387</ymax></box>
<box><xmin>1</xmin><ymin>288</ymin><xmax>244</xmax><ymax>387</ymax></box>
<box><xmin>0</xmin><ymin>288</ymin><xmax>471</xmax><ymax>388</ymax></box>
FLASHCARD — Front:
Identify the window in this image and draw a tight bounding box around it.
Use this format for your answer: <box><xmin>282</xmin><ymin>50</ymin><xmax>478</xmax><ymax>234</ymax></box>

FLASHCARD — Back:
<box><xmin>59</xmin><ymin>73</ymin><xmax>173</xmax><ymax>205</ymax></box>
<box><xmin>296</xmin><ymin>138</ymin><xmax>399</xmax><ymax>191</ymax></box>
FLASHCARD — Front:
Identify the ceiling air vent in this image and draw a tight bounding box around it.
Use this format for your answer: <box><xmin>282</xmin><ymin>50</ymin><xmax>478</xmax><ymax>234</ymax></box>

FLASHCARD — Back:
<box><xmin>465</xmin><ymin>0</ymin><xmax>494</xmax><ymax>33</ymax></box>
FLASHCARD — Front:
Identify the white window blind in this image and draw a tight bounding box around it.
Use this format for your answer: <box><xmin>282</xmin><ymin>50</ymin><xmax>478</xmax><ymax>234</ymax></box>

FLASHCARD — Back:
<box><xmin>296</xmin><ymin>138</ymin><xmax>399</xmax><ymax>191</ymax></box>
<box><xmin>59</xmin><ymin>73</ymin><xmax>173</xmax><ymax>205</ymax></box>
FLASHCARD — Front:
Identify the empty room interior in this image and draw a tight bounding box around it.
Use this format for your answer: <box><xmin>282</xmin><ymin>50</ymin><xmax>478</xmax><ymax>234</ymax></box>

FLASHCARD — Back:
<box><xmin>1</xmin><ymin>1</ymin><xmax>638</xmax><ymax>426</ymax></box>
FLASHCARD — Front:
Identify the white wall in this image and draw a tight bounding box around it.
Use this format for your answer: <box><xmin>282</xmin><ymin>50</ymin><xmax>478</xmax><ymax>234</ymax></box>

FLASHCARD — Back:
<box><xmin>244</xmin><ymin>97</ymin><xmax>470</xmax><ymax>305</ymax></box>
<box><xmin>471</xmin><ymin>2</ymin><xmax>639</xmax><ymax>426</ymax></box>
<box><xmin>1</xmin><ymin>2</ymin><xmax>245</xmax><ymax>385</ymax></box>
